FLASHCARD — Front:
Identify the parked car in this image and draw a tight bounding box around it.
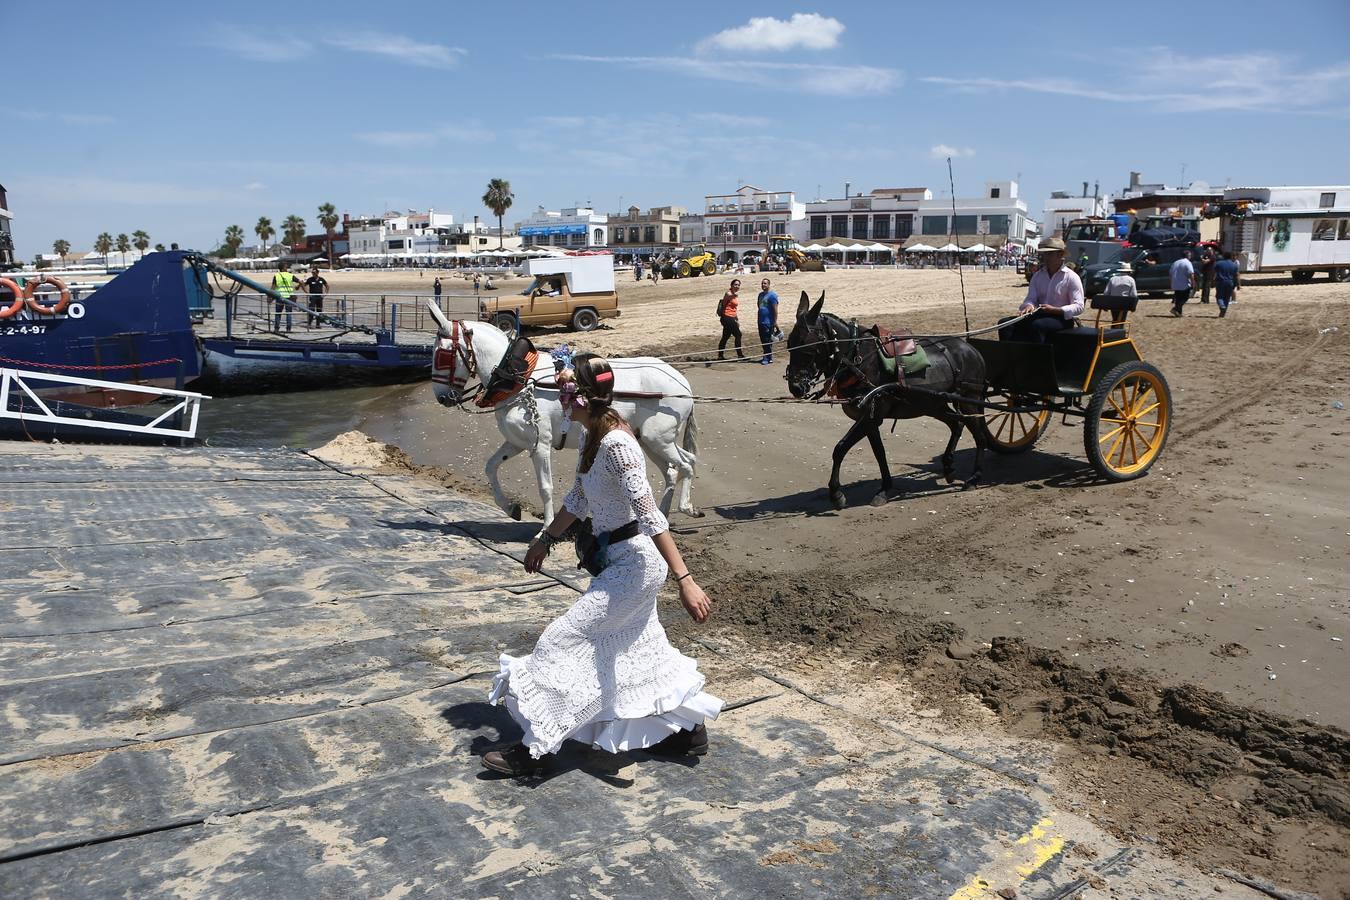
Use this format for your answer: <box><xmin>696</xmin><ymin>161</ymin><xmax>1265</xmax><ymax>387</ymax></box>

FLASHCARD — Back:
<box><xmin>479</xmin><ymin>256</ymin><xmax>621</xmax><ymax>335</ymax></box>
<box><xmin>1083</xmin><ymin>242</ymin><xmax>1215</xmax><ymax>298</ymax></box>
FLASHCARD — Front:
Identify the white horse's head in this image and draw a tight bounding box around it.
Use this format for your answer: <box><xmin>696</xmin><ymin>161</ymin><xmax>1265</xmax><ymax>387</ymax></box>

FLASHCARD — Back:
<box><xmin>426</xmin><ymin>301</ymin><xmax>510</xmax><ymax>407</ymax></box>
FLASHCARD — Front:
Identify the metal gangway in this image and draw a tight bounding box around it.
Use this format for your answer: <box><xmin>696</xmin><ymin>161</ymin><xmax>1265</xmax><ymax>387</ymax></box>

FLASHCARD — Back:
<box><xmin>0</xmin><ymin>367</ymin><xmax>208</xmax><ymax>442</ymax></box>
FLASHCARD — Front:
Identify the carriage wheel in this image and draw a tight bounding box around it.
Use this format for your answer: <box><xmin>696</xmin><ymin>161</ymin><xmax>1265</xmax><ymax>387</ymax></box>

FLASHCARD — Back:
<box><xmin>1084</xmin><ymin>361</ymin><xmax>1171</xmax><ymax>482</ymax></box>
<box><xmin>979</xmin><ymin>394</ymin><xmax>1052</xmax><ymax>454</ymax></box>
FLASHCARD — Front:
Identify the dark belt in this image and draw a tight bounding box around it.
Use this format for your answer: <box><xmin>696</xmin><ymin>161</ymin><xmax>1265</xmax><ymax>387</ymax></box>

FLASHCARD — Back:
<box><xmin>604</xmin><ymin>521</ymin><xmax>640</xmax><ymax>545</ymax></box>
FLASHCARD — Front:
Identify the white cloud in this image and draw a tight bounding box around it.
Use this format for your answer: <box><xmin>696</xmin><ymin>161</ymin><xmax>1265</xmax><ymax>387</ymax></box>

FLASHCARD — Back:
<box><xmin>923</xmin><ymin>48</ymin><xmax>1350</xmax><ymax>114</ymax></box>
<box><xmin>930</xmin><ymin>144</ymin><xmax>975</xmax><ymax>159</ymax></box>
<box><xmin>555</xmin><ymin>54</ymin><xmax>900</xmax><ymax>96</ymax></box>
<box><xmin>244</xmin><ymin>182</ymin><xmax>266</xmax><ymax>192</ymax></box>
<box><xmin>698</xmin><ymin>13</ymin><xmax>845</xmax><ymax>54</ymax></box>
<box><xmin>323</xmin><ymin>33</ymin><xmax>466</xmax><ymax>69</ymax></box>
<box><xmin>214</xmin><ymin>26</ymin><xmax>310</xmax><ymax>62</ymax></box>
<box><xmin>0</xmin><ymin>107</ymin><xmax>114</xmax><ymax>126</ymax></box>
<box><xmin>354</xmin><ymin>124</ymin><xmax>495</xmax><ymax>147</ymax></box>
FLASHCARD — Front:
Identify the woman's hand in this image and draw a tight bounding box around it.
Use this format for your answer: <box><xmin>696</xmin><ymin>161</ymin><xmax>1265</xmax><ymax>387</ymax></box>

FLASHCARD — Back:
<box><xmin>524</xmin><ymin>539</ymin><xmax>549</xmax><ymax>573</ymax></box>
<box><xmin>678</xmin><ymin>578</ymin><xmax>712</xmax><ymax>624</ymax></box>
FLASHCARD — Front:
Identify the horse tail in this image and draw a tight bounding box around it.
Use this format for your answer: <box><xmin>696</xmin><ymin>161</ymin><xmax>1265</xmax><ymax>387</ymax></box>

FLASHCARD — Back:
<box><xmin>680</xmin><ymin>403</ymin><xmax>699</xmax><ymax>471</ymax></box>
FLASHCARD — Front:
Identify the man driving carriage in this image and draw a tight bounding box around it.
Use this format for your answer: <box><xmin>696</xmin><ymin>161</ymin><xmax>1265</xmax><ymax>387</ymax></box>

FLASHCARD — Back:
<box><xmin>1005</xmin><ymin>236</ymin><xmax>1085</xmax><ymax>343</ymax></box>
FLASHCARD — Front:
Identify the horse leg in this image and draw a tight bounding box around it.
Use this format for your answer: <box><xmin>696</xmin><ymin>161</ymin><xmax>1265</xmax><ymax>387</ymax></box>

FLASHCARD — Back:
<box><xmin>485</xmin><ymin>439</ymin><xmax>527</xmax><ymax>520</ymax></box>
<box><xmin>941</xmin><ymin>419</ymin><xmax>963</xmax><ymax>484</ymax></box>
<box><xmin>530</xmin><ymin>448</ymin><xmax>556</xmax><ymax>528</ymax></box>
<box><xmin>864</xmin><ymin>418</ymin><xmax>893</xmax><ymax>507</ymax></box>
<box><xmin>828</xmin><ymin>418</ymin><xmax>871</xmax><ymax>510</ymax></box>
<box><xmin>963</xmin><ymin>405</ymin><xmax>985</xmax><ymax>490</ymax></box>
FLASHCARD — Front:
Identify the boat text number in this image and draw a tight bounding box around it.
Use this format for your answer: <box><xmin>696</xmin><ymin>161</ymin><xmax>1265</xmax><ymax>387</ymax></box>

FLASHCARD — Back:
<box><xmin>2</xmin><ymin>324</ymin><xmax>50</xmax><ymax>335</ymax></box>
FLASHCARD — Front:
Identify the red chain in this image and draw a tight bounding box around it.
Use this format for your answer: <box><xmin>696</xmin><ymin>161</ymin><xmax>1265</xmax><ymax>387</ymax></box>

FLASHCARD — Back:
<box><xmin>0</xmin><ymin>356</ymin><xmax>183</xmax><ymax>371</ymax></box>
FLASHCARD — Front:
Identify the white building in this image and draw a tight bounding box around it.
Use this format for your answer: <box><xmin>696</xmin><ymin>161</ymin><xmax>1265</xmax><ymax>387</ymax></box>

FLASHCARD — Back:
<box><xmin>795</xmin><ymin>187</ymin><xmax>931</xmax><ymax>246</ymax></box>
<box><xmin>517</xmin><ymin>207</ymin><xmax>608</xmax><ymax>249</ymax></box>
<box><xmin>701</xmin><ymin>185</ymin><xmax>806</xmax><ymax>260</ymax></box>
<box><xmin>347</xmin><ymin>209</ymin><xmax>457</xmax><ymax>255</ymax></box>
<box><xmin>913</xmin><ymin>181</ymin><xmax>1031</xmax><ymax>249</ymax></box>
<box><xmin>1041</xmin><ymin>189</ymin><xmax>1109</xmax><ymax>239</ymax></box>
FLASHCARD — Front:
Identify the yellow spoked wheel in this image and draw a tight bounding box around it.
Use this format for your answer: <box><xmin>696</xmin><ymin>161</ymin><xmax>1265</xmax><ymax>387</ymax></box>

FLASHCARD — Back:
<box><xmin>1084</xmin><ymin>361</ymin><xmax>1171</xmax><ymax>481</ymax></box>
<box><xmin>981</xmin><ymin>394</ymin><xmax>1052</xmax><ymax>454</ymax></box>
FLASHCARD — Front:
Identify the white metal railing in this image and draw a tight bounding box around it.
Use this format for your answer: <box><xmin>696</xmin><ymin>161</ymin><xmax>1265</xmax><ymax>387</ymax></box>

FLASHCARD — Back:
<box><xmin>0</xmin><ymin>368</ymin><xmax>209</xmax><ymax>440</ymax></box>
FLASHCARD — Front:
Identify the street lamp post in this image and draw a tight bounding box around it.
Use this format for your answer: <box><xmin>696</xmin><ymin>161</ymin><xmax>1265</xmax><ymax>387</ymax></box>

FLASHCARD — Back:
<box><xmin>722</xmin><ymin>229</ymin><xmax>733</xmax><ymax>265</ymax></box>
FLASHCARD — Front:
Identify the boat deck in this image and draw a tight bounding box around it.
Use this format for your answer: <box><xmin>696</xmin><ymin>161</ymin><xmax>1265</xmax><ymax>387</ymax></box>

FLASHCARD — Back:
<box><xmin>0</xmin><ymin>443</ymin><xmax>1253</xmax><ymax>898</ymax></box>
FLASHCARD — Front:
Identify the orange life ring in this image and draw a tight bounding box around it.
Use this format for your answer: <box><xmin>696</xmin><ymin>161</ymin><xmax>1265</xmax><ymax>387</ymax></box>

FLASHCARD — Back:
<box><xmin>0</xmin><ymin>278</ymin><xmax>25</xmax><ymax>318</ymax></box>
<box><xmin>24</xmin><ymin>275</ymin><xmax>72</xmax><ymax>315</ymax></box>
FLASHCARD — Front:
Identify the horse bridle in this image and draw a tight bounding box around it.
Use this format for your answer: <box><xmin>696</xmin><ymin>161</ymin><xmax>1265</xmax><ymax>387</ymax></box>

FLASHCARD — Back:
<box><xmin>432</xmin><ymin>319</ymin><xmax>484</xmax><ymax>407</ymax></box>
<box><xmin>791</xmin><ymin>315</ymin><xmax>872</xmax><ymax>400</ymax></box>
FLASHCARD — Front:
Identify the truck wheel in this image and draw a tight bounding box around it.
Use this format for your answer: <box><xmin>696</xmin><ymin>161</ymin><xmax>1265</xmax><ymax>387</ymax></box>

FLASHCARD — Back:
<box><xmin>1292</xmin><ymin>269</ymin><xmax>1315</xmax><ymax>283</ymax></box>
<box><xmin>571</xmin><ymin>308</ymin><xmax>599</xmax><ymax>332</ymax></box>
<box><xmin>701</xmin><ymin>259</ymin><xmax>716</xmax><ymax>276</ymax></box>
<box><xmin>493</xmin><ymin>313</ymin><xmax>518</xmax><ymax>337</ymax></box>
<box><xmin>1332</xmin><ymin>267</ymin><xmax>1350</xmax><ymax>283</ymax></box>
<box><xmin>677</xmin><ymin>261</ymin><xmax>692</xmax><ymax>278</ymax></box>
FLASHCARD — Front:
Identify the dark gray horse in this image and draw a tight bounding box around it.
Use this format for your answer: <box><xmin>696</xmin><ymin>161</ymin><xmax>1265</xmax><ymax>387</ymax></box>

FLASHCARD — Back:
<box><xmin>785</xmin><ymin>292</ymin><xmax>989</xmax><ymax>509</ymax></box>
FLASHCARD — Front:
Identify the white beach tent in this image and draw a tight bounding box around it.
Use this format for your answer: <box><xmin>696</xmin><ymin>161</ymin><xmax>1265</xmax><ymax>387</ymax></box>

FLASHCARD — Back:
<box><xmin>963</xmin><ymin>243</ymin><xmax>990</xmax><ymax>253</ymax></box>
<box><xmin>905</xmin><ymin>244</ymin><xmax>938</xmax><ymax>253</ymax></box>
<box><xmin>935</xmin><ymin>243</ymin><xmax>961</xmax><ymax>253</ymax></box>
<box><xmin>803</xmin><ymin>244</ymin><xmax>826</xmax><ymax>252</ymax></box>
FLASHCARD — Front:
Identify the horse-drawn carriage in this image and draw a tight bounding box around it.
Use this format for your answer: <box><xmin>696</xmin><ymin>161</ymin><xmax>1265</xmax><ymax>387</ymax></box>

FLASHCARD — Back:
<box><xmin>973</xmin><ymin>293</ymin><xmax>1170</xmax><ymax>481</ymax></box>
<box><xmin>786</xmin><ymin>289</ymin><xmax>1172</xmax><ymax>508</ymax></box>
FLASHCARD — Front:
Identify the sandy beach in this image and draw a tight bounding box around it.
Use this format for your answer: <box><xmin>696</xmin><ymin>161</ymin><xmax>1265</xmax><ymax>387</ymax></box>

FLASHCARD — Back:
<box><xmin>323</xmin><ymin>262</ymin><xmax>1350</xmax><ymax>895</ymax></box>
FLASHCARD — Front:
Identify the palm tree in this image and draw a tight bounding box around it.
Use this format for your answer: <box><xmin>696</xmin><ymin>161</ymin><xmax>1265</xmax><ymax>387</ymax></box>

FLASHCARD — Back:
<box><xmin>154</xmin><ymin>243</ymin><xmax>166</xmax><ymax>253</ymax></box>
<box><xmin>53</xmin><ymin>239</ymin><xmax>70</xmax><ymax>264</ymax></box>
<box><xmin>132</xmin><ymin>230</ymin><xmax>150</xmax><ymax>254</ymax></box>
<box><xmin>95</xmin><ymin>232</ymin><xmax>113</xmax><ymax>272</ymax></box>
<box><xmin>317</xmin><ymin>203</ymin><xmax>339</xmax><ymax>268</ymax></box>
<box><xmin>255</xmin><ymin>216</ymin><xmax>274</xmax><ymax>257</ymax></box>
<box><xmin>283</xmin><ymin>214</ymin><xmax>306</xmax><ymax>249</ymax></box>
<box><xmin>115</xmin><ymin>233</ymin><xmax>131</xmax><ymax>266</ymax></box>
<box><xmin>223</xmin><ymin>225</ymin><xmax>245</xmax><ymax>258</ymax></box>
<box><xmin>482</xmin><ymin>178</ymin><xmax>514</xmax><ymax>250</ymax></box>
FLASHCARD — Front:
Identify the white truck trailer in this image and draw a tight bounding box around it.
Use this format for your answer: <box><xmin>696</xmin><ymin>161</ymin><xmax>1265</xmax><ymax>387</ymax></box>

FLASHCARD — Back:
<box><xmin>1217</xmin><ymin>185</ymin><xmax>1350</xmax><ymax>283</ymax></box>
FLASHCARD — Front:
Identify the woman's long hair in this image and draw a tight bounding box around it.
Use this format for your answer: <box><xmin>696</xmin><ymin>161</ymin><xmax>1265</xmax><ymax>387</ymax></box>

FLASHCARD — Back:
<box><xmin>574</xmin><ymin>354</ymin><xmax>624</xmax><ymax>473</ymax></box>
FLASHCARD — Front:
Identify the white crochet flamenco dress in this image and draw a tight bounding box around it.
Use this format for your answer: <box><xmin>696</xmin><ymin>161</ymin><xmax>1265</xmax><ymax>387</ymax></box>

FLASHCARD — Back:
<box><xmin>488</xmin><ymin>430</ymin><xmax>722</xmax><ymax>758</ymax></box>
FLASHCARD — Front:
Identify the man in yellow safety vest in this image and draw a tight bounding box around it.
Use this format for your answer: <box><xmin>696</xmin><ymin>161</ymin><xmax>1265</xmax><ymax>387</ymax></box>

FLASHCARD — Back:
<box><xmin>272</xmin><ymin>261</ymin><xmax>298</xmax><ymax>332</ymax></box>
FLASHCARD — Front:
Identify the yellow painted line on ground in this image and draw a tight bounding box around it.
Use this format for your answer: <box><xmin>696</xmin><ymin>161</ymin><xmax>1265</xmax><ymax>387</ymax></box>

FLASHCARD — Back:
<box><xmin>948</xmin><ymin>817</ymin><xmax>1067</xmax><ymax>900</ymax></box>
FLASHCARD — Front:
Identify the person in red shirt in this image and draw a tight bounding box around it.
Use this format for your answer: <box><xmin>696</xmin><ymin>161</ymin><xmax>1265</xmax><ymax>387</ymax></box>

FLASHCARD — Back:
<box><xmin>712</xmin><ymin>278</ymin><xmax>745</xmax><ymax>363</ymax></box>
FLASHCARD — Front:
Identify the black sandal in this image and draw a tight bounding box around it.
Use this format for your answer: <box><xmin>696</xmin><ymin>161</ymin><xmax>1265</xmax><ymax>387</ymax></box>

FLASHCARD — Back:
<box><xmin>481</xmin><ymin>744</ymin><xmax>549</xmax><ymax>777</ymax></box>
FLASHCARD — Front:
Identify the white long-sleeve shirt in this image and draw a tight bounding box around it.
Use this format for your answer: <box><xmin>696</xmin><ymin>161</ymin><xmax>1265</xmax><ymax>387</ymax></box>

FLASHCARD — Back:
<box><xmin>1023</xmin><ymin>266</ymin><xmax>1085</xmax><ymax>319</ymax></box>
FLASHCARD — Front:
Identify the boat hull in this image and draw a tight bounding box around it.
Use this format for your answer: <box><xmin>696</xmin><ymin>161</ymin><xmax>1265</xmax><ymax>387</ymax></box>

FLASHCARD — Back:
<box><xmin>197</xmin><ymin>338</ymin><xmax>431</xmax><ymax>394</ymax></box>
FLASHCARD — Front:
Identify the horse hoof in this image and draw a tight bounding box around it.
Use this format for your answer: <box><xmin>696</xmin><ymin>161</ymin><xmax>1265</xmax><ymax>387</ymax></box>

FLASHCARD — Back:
<box><xmin>962</xmin><ymin>479</ymin><xmax>979</xmax><ymax>492</ymax></box>
<box><xmin>830</xmin><ymin>491</ymin><xmax>846</xmax><ymax>510</ymax></box>
<box><xmin>943</xmin><ymin>471</ymin><xmax>956</xmax><ymax>485</ymax></box>
<box><xmin>688</xmin><ymin>508</ymin><xmax>706</xmax><ymax>519</ymax></box>
<box><xmin>508</xmin><ymin>503</ymin><xmax>523</xmax><ymax>521</ymax></box>
<box><xmin>869</xmin><ymin>492</ymin><xmax>888</xmax><ymax>508</ymax></box>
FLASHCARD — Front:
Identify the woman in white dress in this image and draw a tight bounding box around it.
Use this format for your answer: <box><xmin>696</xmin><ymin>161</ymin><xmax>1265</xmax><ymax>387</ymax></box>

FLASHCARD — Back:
<box><xmin>483</xmin><ymin>354</ymin><xmax>722</xmax><ymax>776</ymax></box>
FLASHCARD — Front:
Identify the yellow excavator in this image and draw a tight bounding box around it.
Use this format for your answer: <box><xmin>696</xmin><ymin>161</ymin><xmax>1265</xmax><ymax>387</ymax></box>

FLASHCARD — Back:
<box><xmin>664</xmin><ymin>244</ymin><xmax>718</xmax><ymax>278</ymax></box>
<box><xmin>769</xmin><ymin>235</ymin><xmax>824</xmax><ymax>272</ymax></box>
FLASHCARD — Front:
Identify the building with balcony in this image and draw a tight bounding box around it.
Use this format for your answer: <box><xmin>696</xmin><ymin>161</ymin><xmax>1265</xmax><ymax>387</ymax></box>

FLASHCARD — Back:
<box><xmin>795</xmin><ymin>187</ymin><xmax>931</xmax><ymax>247</ymax></box>
<box><xmin>346</xmin><ymin>209</ymin><xmax>455</xmax><ymax>256</ymax></box>
<box><xmin>702</xmin><ymin>185</ymin><xmax>806</xmax><ymax>261</ymax></box>
<box><xmin>517</xmin><ymin>207</ymin><xmax>608</xmax><ymax>250</ymax></box>
<box><xmin>605</xmin><ymin>205</ymin><xmax>685</xmax><ymax>257</ymax></box>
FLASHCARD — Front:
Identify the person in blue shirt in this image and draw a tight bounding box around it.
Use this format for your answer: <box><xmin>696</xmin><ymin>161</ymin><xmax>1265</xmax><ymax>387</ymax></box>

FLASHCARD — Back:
<box><xmin>755</xmin><ymin>278</ymin><xmax>779</xmax><ymax>364</ymax></box>
<box><xmin>1214</xmin><ymin>251</ymin><xmax>1241</xmax><ymax>318</ymax></box>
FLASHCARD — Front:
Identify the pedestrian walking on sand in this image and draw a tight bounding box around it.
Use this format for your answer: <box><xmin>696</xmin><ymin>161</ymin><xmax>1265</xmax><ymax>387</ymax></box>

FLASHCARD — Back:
<box><xmin>756</xmin><ymin>277</ymin><xmax>779</xmax><ymax>364</ymax></box>
<box><xmin>1169</xmin><ymin>250</ymin><xmax>1197</xmax><ymax>317</ymax></box>
<box><xmin>635</xmin><ymin>258</ymin><xmax>644</xmax><ymax>282</ymax></box>
<box><xmin>712</xmin><ymin>279</ymin><xmax>745</xmax><ymax>363</ymax></box>
<box><xmin>482</xmin><ymin>354</ymin><xmax>721</xmax><ymax>777</ymax></box>
<box><xmin>1214</xmin><ymin>251</ymin><xmax>1240</xmax><ymax>318</ymax></box>
<box><xmin>1199</xmin><ymin>247</ymin><xmax>1216</xmax><ymax>304</ymax></box>
<box><xmin>433</xmin><ymin>276</ymin><xmax>443</xmax><ymax>299</ymax></box>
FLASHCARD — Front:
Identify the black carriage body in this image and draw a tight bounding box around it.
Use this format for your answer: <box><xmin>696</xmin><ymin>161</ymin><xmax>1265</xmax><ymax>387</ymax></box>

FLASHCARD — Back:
<box><xmin>972</xmin><ymin>325</ymin><xmax>1141</xmax><ymax>399</ymax></box>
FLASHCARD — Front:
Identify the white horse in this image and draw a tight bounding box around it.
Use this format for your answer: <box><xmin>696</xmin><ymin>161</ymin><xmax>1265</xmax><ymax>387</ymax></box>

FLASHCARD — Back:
<box><xmin>426</xmin><ymin>303</ymin><xmax>700</xmax><ymax>524</ymax></box>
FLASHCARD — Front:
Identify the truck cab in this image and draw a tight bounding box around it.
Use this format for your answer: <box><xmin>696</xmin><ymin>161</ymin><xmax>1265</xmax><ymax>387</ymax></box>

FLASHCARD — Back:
<box><xmin>479</xmin><ymin>256</ymin><xmax>621</xmax><ymax>335</ymax></box>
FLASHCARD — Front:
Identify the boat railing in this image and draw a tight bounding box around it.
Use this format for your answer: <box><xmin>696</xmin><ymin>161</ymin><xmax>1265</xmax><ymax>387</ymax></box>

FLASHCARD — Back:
<box><xmin>0</xmin><ymin>367</ymin><xmax>209</xmax><ymax>441</ymax></box>
<box><xmin>217</xmin><ymin>291</ymin><xmax>487</xmax><ymax>342</ymax></box>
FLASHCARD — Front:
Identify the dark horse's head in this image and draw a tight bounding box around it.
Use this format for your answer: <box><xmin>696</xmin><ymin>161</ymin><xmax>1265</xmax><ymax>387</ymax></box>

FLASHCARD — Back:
<box><xmin>786</xmin><ymin>291</ymin><xmax>835</xmax><ymax>398</ymax></box>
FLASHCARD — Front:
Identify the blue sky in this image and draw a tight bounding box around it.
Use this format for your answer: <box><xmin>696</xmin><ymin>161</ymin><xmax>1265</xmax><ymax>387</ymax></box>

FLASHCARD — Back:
<box><xmin>6</xmin><ymin>0</ymin><xmax>1349</xmax><ymax>258</ymax></box>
